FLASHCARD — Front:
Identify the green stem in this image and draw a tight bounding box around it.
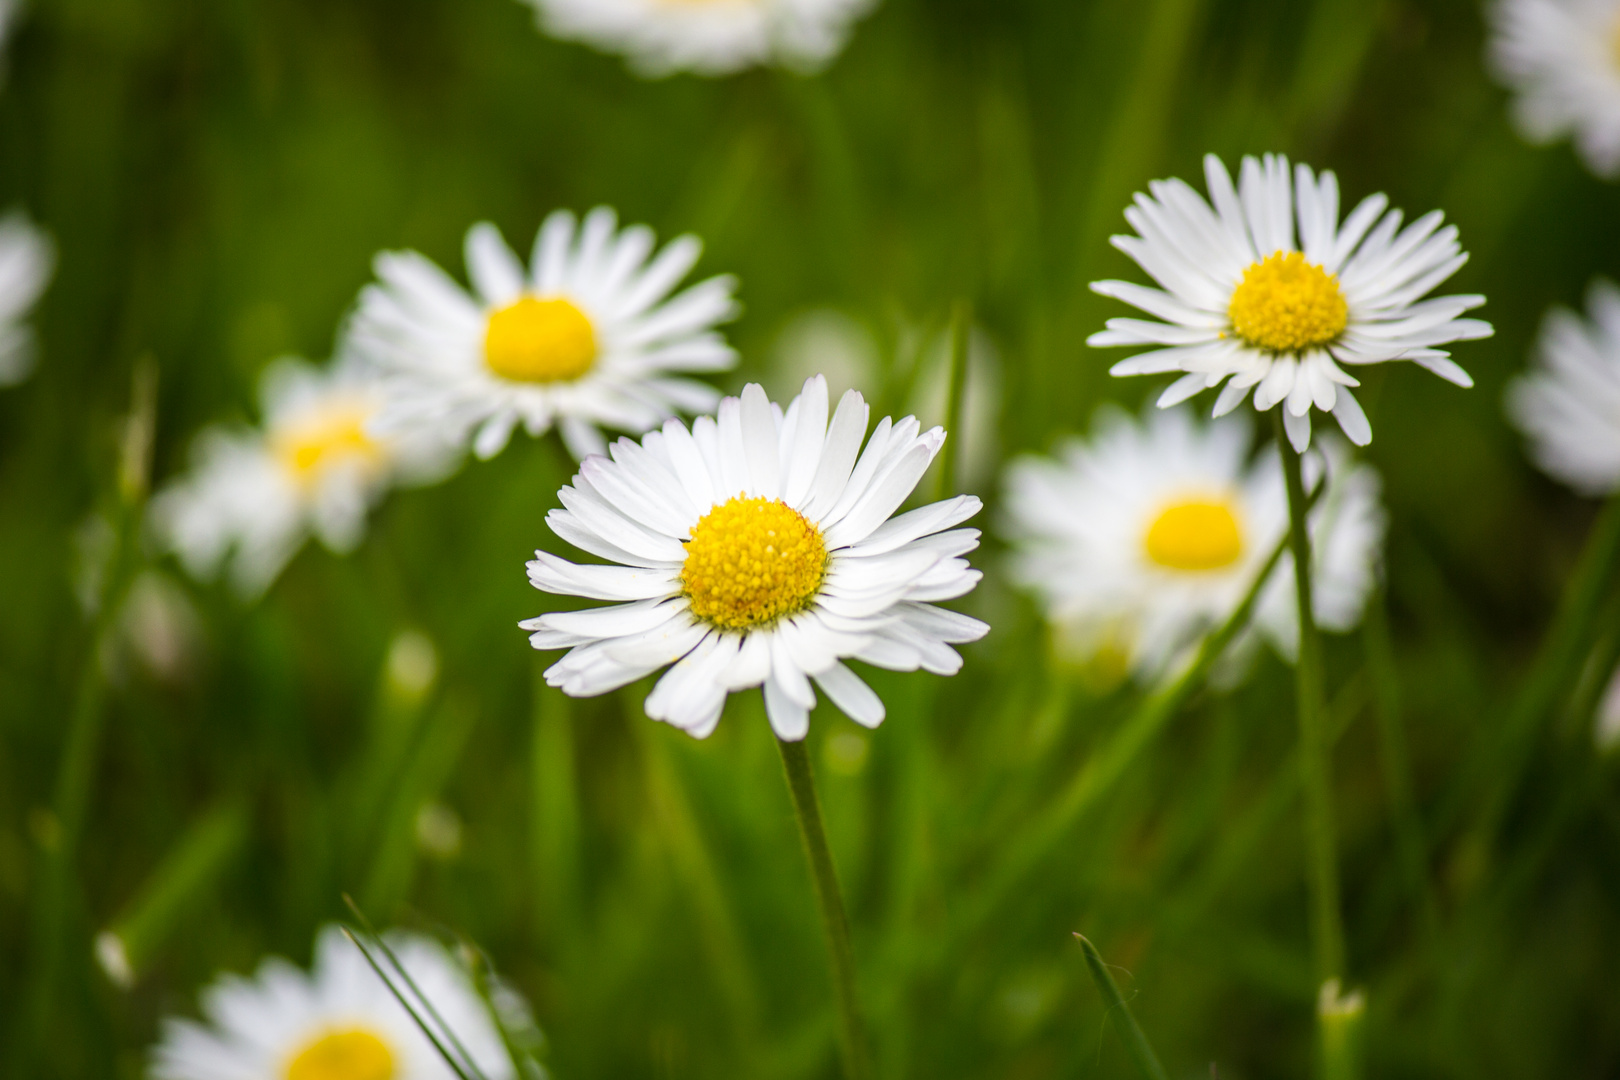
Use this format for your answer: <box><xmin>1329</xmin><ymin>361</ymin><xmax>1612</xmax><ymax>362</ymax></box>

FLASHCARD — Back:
<box><xmin>777</xmin><ymin>737</ymin><xmax>870</xmax><ymax>1080</ymax></box>
<box><xmin>1075</xmin><ymin>934</ymin><xmax>1169</xmax><ymax>1080</ymax></box>
<box><xmin>932</xmin><ymin>299</ymin><xmax>972</xmax><ymax>503</ymax></box>
<box><xmin>1274</xmin><ymin>414</ymin><xmax>1347</xmax><ymax>989</ymax></box>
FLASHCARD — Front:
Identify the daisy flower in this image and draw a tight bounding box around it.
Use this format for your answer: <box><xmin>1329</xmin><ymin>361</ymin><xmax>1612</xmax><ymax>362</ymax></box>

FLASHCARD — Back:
<box><xmin>1002</xmin><ymin>405</ymin><xmax>1384</xmax><ymax>681</ymax></box>
<box><xmin>0</xmin><ymin>210</ymin><xmax>55</xmax><ymax>387</ymax></box>
<box><xmin>343</xmin><ymin>208</ymin><xmax>738</xmax><ymax>462</ymax></box>
<box><xmin>1089</xmin><ymin>153</ymin><xmax>1492</xmax><ymax>451</ymax></box>
<box><xmin>150</xmin><ymin>924</ymin><xmax>513</xmax><ymax>1080</ymax></box>
<box><xmin>521</xmin><ymin>376</ymin><xmax>988</xmax><ymax>740</ymax></box>
<box><xmin>520</xmin><ymin>0</ymin><xmax>878</xmax><ymax>78</ymax></box>
<box><xmin>152</xmin><ymin>358</ymin><xmax>456</xmax><ymax>598</ymax></box>
<box><xmin>1488</xmin><ymin>0</ymin><xmax>1620</xmax><ymax>179</ymax></box>
<box><xmin>1507</xmin><ymin>278</ymin><xmax>1620</xmax><ymax>494</ymax></box>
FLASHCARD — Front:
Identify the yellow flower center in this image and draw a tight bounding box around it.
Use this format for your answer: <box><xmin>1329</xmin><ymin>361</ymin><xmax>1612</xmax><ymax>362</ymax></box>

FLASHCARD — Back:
<box><xmin>270</xmin><ymin>405</ymin><xmax>383</xmax><ymax>486</ymax></box>
<box><xmin>1227</xmin><ymin>251</ymin><xmax>1348</xmax><ymax>354</ymax></box>
<box><xmin>484</xmin><ymin>296</ymin><xmax>597</xmax><ymax>384</ymax></box>
<box><xmin>285</xmin><ymin>1029</ymin><xmax>396</xmax><ymax>1080</ymax></box>
<box><xmin>1144</xmin><ymin>498</ymin><xmax>1244</xmax><ymax>572</ymax></box>
<box><xmin>682</xmin><ymin>496</ymin><xmax>828</xmax><ymax>630</ymax></box>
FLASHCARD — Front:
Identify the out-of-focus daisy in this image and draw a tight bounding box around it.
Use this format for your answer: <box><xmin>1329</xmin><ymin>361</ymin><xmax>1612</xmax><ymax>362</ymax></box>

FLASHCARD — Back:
<box><xmin>344</xmin><ymin>208</ymin><xmax>738</xmax><ymax>462</ymax></box>
<box><xmin>152</xmin><ymin>358</ymin><xmax>456</xmax><ymax>598</ymax></box>
<box><xmin>0</xmin><ymin>211</ymin><xmax>55</xmax><ymax>387</ymax></box>
<box><xmin>151</xmin><ymin>924</ymin><xmax>513</xmax><ymax>1080</ymax></box>
<box><xmin>521</xmin><ymin>0</ymin><xmax>878</xmax><ymax>77</ymax></box>
<box><xmin>1090</xmin><ymin>153</ymin><xmax>1492</xmax><ymax>451</ymax></box>
<box><xmin>1507</xmin><ymin>278</ymin><xmax>1620</xmax><ymax>494</ymax></box>
<box><xmin>1002</xmin><ymin>406</ymin><xmax>1384</xmax><ymax>681</ymax></box>
<box><xmin>522</xmin><ymin>376</ymin><xmax>987</xmax><ymax>740</ymax></box>
<box><xmin>1488</xmin><ymin>0</ymin><xmax>1620</xmax><ymax>178</ymax></box>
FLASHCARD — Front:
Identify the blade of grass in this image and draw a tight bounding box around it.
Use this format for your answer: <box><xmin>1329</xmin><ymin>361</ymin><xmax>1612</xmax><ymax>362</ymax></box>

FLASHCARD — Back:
<box><xmin>1075</xmin><ymin>933</ymin><xmax>1170</xmax><ymax>1080</ymax></box>
<box><xmin>932</xmin><ymin>299</ymin><xmax>972</xmax><ymax>504</ymax></box>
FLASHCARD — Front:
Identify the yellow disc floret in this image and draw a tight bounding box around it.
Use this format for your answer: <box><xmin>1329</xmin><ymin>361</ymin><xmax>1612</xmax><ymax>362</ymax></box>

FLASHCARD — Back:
<box><xmin>1227</xmin><ymin>251</ymin><xmax>1348</xmax><ymax>354</ymax></box>
<box><xmin>682</xmin><ymin>496</ymin><xmax>828</xmax><ymax>630</ymax></box>
<box><xmin>270</xmin><ymin>404</ymin><xmax>383</xmax><ymax>487</ymax></box>
<box><xmin>286</xmin><ymin>1029</ymin><xmax>396</xmax><ymax>1080</ymax></box>
<box><xmin>484</xmin><ymin>296</ymin><xmax>597</xmax><ymax>384</ymax></box>
<box><xmin>1144</xmin><ymin>498</ymin><xmax>1244</xmax><ymax>572</ymax></box>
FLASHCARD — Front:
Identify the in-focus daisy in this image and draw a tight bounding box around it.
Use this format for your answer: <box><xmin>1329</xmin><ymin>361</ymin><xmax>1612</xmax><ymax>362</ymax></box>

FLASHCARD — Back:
<box><xmin>521</xmin><ymin>0</ymin><xmax>878</xmax><ymax>77</ymax></box>
<box><xmin>344</xmin><ymin>208</ymin><xmax>738</xmax><ymax>462</ymax></box>
<box><xmin>521</xmin><ymin>376</ymin><xmax>988</xmax><ymax>740</ymax></box>
<box><xmin>1002</xmin><ymin>405</ymin><xmax>1384</xmax><ymax>681</ymax></box>
<box><xmin>1507</xmin><ymin>278</ymin><xmax>1620</xmax><ymax>494</ymax></box>
<box><xmin>0</xmin><ymin>210</ymin><xmax>55</xmax><ymax>387</ymax></box>
<box><xmin>150</xmin><ymin>924</ymin><xmax>513</xmax><ymax>1080</ymax></box>
<box><xmin>1488</xmin><ymin>0</ymin><xmax>1620</xmax><ymax>178</ymax></box>
<box><xmin>1089</xmin><ymin>153</ymin><xmax>1492</xmax><ymax>451</ymax></box>
<box><xmin>152</xmin><ymin>358</ymin><xmax>456</xmax><ymax>598</ymax></box>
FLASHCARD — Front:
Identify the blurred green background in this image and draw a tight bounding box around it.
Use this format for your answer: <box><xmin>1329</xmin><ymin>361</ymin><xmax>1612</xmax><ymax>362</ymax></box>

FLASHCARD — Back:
<box><xmin>3</xmin><ymin>0</ymin><xmax>1620</xmax><ymax>1076</ymax></box>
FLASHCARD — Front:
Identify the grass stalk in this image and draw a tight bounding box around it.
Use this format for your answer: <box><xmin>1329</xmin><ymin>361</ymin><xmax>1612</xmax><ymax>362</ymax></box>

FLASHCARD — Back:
<box><xmin>932</xmin><ymin>299</ymin><xmax>972</xmax><ymax>503</ymax></box>
<box><xmin>777</xmin><ymin>736</ymin><xmax>870</xmax><ymax>1080</ymax></box>
<box><xmin>1074</xmin><ymin>933</ymin><xmax>1169</xmax><ymax>1080</ymax></box>
<box><xmin>1274</xmin><ymin>414</ymin><xmax>1349</xmax><ymax>1061</ymax></box>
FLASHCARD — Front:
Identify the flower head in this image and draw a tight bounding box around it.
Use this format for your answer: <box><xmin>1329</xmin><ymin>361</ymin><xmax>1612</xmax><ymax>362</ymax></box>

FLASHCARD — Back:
<box><xmin>1507</xmin><ymin>278</ymin><xmax>1620</xmax><ymax>494</ymax></box>
<box><xmin>522</xmin><ymin>376</ymin><xmax>988</xmax><ymax>741</ymax></box>
<box><xmin>150</xmin><ymin>925</ymin><xmax>514</xmax><ymax>1080</ymax></box>
<box><xmin>1489</xmin><ymin>0</ymin><xmax>1620</xmax><ymax>178</ymax></box>
<box><xmin>1090</xmin><ymin>153</ymin><xmax>1492</xmax><ymax>451</ymax></box>
<box><xmin>521</xmin><ymin>0</ymin><xmax>879</xmax><ymax>77</ymax></box>
<box><xmin>1002</xmin><ymin>405</ymin><xmax>1385</xmax><ymax>681</ymax></box>
<box><xmin>344</xmin><ymin>208</ymin><xmax>738</xmax><ymax>462</ymax></box>
<box><xmin>152</xmin><ymin>358</ymin><xmax>456</xmax><ymax>597</ymax></box>
<box><xmin>0</xmin><ymin>210</ymin><xmax>55</xmax><ymax>388</ymax></box>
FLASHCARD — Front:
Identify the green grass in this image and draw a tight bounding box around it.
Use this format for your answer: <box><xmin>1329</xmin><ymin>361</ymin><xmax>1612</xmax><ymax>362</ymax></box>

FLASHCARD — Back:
<box><xmin>3</xmin><ymin>0</ymin><xmax>1620</xmax><ymax>1076</ymax></box>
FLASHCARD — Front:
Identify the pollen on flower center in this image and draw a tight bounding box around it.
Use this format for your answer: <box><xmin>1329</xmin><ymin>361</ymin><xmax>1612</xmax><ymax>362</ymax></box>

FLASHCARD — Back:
<box><xmin>270</xmin><ymin>406</ymin><xmax>381</xmax><ymax>485</ymax></box>
<box><xmin>1144</xmin><ymin>498</ymin><xmax>1244</xmax><ymax>572</ymax></box>
<box><xmin>285</xmin><ymin>1029</ymin><xmax>396</xmax><ymax>1080</ymax></box>
<box><xmin>484</xmin><ymin>296</ymin><xmax>597</xmax><ymax>384</ymax></box>
<box><xmin>1227</xmin><ymin>251</ymin><xmax>1348</xmax><ymax>354</ymax></box>
<box><xmin>682</xmin><ymin>496</ymin><xmax>828</xmax><ymax>630</ymax></box>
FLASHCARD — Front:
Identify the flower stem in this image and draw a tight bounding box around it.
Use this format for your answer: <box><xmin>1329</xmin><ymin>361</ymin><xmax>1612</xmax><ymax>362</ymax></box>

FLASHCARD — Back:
<box><xmin>1273</xmin><ymin>415</ymin><xmax>1348</xmax><ymax>996</ymax></box>
<box><xmin>777</xmin><ymin>736</ymin><xmax>870</xmax><ymax>1080</ymax></box>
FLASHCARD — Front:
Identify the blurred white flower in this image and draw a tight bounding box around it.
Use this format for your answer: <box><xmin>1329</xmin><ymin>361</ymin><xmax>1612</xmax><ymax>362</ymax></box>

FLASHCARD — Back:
<box><xmin>150</xmin><ymin>924</ymin><xmax>513</xmax><ymax>1080</ymax></box>
<box><xmin>521</xmin><ymin>0</ymin><xmax>878</xmax><ymax>77</ymax></box>
<box><xmin>1090</xmin><ymin>153</ymin><xmax>1492</xmax><ymax>451</ymax></box>
<box><xmin>152</xmin><ymin>358</ymin><xmax>457</xmax><ymax>598</ymax></box>
<box><xmin>1489</xmin><ymin>0</ymin><xmax>1620</xmax><ymax>178</ymax></box>
<box><xmin>1507</xmin><ymin>278</ymin><xmax>1620</xmax><ymax>494</ymax></box>
<box><xmin>104</xmin><ymin>571</ymin><xmax>204</xmax><ymax>686</ymax></box>
<box><xmin>523</xmin><ymin>377</ymin><xmax>987</xmax><ymax>740</ymax></box>
<box><xmin>1595</xmin><ymin>665</ymin><xmax>1620</xmax><ymax>750</ymax></box>
<box><xmin>344</xmin><ymin>208</ymin><xmax>738</xmax><ymax>462</ymax></box>
<box><xmin>1002</xmin><ymin>405</ymin><xmax>1385</xmax><ymax>681</ymax></box>
<box><xmin>0</xmin><ymin>210</ymin><xmax>55</xmax><ymax>387</ymax></box>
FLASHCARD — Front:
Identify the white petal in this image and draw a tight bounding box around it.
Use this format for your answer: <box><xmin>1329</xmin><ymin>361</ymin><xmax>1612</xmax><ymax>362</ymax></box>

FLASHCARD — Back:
<box><xmin>813</xmin><ymin>662</ymin><xmax>886</xmax><ymax>729</ymax></box>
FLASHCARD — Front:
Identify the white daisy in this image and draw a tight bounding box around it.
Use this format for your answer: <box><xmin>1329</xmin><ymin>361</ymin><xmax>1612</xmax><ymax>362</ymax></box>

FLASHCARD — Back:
<box><xmin>1089</xmin><ymin>153</ymin><xmax>1493</xmax><ymax>451</ymax></box>
<box><xmin>1488</xmin><ymin>0</ymin><xmax>1620</xmax><ymax>179</ymax></box>
<box><xmin>521</xmin><ymin>376</ymin><xmax>988</xmax><ymax>741</ymax></box>
<box><xmin>521</xmin><ymin>0</ymin><xmax>878</xmax><ymax>78</ymax></box>
<box><xmin>150</xmin><ymin>924</ymin><xmax>513</xmax><ymax>1080</ymax></box>
<box><xmin>1002</xmin><ymin>405</ymin><xmax>1385</xmax><ymax>681</ymax></box>
<box><xmin>0</xmin><ymin>210</ymin><xmax>55</xmax><ymax>387</ymax></box>
<box><xmin>1506</xmin><ymin>278</ymin><xmax>1620</xmax><ymax>495</ymax></box>
<box><xmin>343</xmin><ymin>208</ymin><xmax>738</xmax><ymax>463</ymax></box>
<box><xmin>152</xmin><ymin>358</ymin><xmax>456</xmax><ymax>598</ymax></box>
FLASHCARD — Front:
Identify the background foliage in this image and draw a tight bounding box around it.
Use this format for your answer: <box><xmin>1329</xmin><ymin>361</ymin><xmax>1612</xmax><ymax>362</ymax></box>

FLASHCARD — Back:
<box><xmin>2</xmin><ymin>0</ymin><xmax>1619</xmax><ymax>1076</ymax></box>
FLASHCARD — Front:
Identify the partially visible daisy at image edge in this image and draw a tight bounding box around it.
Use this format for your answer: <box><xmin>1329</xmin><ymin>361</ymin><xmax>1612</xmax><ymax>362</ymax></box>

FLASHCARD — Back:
<box><xmin>152</xmin><ymin>357</ymin><xmax>458</xmax><ymax>598</ymax></box>
<box><xmin>521</xmin><ymin>375</ymin><xmax>988</xmax><ymax>740</ymax></box>
<box><xmin>1488</xmin><ymin>0</ymin><xmax>1620</xmax><ymax>179</ymax></box>
<box><xmin>1090</xmin><ymin>153</ymin><xmax>1492</xmax><ymax>451</ymax></box>
<box><xmin>343</xmin><ymin>206</ymin><xmax>738</xmax><ymax>462</ymax></box>
<box><xmin>520</xmin><ymin>0</ymin><xmax>879</xmax><ymax>77</ymax></box>
<box><xmin>1002</xmin><ymin>404</ymin><xmax>1384</xmax><ymax>683</ymax></box>
<box><xmin>1507</xmin><ymin>277</ymin><xmax>1620</xmax><ymax>494</ymax></box>
<box><xmin>0</xmin><ymin>210</ymin><xmax>55</xmax><ymax>387</ymax></box>
<box><xmin>149</xmin><ymin>924</ymin><xmax>514</xmax><ymax>1080</ymax></box>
